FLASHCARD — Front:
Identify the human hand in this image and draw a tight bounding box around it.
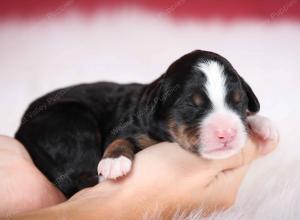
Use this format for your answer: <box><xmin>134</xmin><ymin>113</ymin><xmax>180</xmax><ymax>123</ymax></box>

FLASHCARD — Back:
<box><xmin>14</xmin><ymin>133</ymin><xmax>278</xmax><ymax>220</ymax></box>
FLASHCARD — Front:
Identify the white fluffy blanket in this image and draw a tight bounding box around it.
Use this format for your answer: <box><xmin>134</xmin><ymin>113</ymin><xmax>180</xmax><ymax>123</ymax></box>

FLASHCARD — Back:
<box><xmin>0</xmin><ymin>9</ymin><xmax>299</xmax><ymax>219</ymax></box>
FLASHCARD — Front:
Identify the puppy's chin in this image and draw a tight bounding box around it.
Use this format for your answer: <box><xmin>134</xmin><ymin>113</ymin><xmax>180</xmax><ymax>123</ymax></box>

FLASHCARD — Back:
<box><xmin>199</xmin><ymin>145</ymin><xmax>242</xmax><ymax>160</ymax></box>
<box><xmin>198</xmin><ymin>135</ymin><xmax>246</xmax><ymax>159</ymax></box>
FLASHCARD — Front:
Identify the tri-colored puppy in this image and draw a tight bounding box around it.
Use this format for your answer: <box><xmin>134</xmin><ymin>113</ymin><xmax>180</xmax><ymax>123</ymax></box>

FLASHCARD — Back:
<box><xmin>15</xmin><ymin>50</ymin><xmax>277</xmax><ymax>197</ymax></box>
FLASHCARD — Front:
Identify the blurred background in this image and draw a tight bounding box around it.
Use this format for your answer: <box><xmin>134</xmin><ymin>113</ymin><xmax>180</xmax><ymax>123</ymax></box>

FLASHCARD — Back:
<box><xmin>0</xmin><ymin>0</ymin><xmax>300</xmax><ymax>218</ymax></box>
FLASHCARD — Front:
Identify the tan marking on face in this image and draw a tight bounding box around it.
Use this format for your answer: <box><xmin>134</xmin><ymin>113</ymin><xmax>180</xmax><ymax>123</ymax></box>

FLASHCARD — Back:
<box><xmin>136</xmin><ymin>134</ymin><xmax>158</xmax><ymax>149</ymax></box>
<box><xmin>193</xmin><ymin>94</ymin><xmax>204</xmax><ymax>106</ymax></box>
<box><xmin>103</xmin><ymin>139</ymin><xmax>134</xmax><ymax>160</ymax></box>
<box><xmin>232</xmin><ymin>90</ymin><xmax>241</xmax><ymax>103</ymax></box>
<box><xmin>168</xmin><ymin>120</ymin><xmax>199</xmax><ymax>153</ymax></box>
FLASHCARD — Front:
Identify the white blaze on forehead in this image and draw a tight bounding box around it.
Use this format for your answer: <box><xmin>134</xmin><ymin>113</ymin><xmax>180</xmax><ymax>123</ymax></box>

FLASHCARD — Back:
<box><xmin>196</xmin><ymin>61</ymin><xmax>227</xmax><ymax>110</ymax></box>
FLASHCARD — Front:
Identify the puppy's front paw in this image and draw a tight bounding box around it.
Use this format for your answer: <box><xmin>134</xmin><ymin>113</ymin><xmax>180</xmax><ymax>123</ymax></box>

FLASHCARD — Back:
<box><xmin>97</xmin><ymin>156</ymin><xmax>132</xmax><ymax>180</ymax></box>
<box><xmin>247</xmin><ymin>115</ymin><xmax>279</xmax><ymax>141</ymax></box>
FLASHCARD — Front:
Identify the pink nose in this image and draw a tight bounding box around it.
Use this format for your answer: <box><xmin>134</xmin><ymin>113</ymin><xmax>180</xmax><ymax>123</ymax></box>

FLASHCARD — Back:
<box><xmin>216</xmin><ymin>129</ymin><xmax>236</xmax><ymax>143</ymax></box>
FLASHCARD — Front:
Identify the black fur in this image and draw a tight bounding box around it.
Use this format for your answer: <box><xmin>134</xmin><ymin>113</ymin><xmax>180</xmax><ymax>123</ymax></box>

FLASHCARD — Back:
<box><xmin>15</xmin><ymin>50</ymin><xmax>259</xmax><ymax>197</ymax></box>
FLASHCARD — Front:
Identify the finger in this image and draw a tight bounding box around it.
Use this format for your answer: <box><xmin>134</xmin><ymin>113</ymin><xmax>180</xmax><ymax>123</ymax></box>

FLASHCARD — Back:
<box><xmin>211</xmin><ymin>136</ymin><xmax>278</xmax><ymax>173</ymax></box>
<box><xmin>202</xmin><ymin>165</ymin><xmax>250</xmax><ymax>215</ymax></box>
<box><xmin>209</xmin><ymin>164</ymin><xmax>250</xmax><ymax>198</ymax></box>
<box><xmin>216</xmin><ymin>165</ymin><xmax>250</xmax><ymax>194</ymax></box>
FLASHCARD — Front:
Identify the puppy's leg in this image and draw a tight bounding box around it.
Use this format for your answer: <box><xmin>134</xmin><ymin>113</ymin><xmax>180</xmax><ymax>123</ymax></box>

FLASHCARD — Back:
<box><xmin>247</xmin><ymin>115</ymin><xmax>279</xmax><ymax>141</ymax></box>
<box><xmin>97</xmin><ymin>139</ymin><xmax>135</xmax><ymax>180</ymax></box>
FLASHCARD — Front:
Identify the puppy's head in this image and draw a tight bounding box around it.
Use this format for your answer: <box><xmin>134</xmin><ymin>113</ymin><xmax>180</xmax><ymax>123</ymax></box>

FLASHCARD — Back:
<box><xmin>156</xmin><ymin>50</ymin><xmax>260</xmax><ymax>159</ymax></box>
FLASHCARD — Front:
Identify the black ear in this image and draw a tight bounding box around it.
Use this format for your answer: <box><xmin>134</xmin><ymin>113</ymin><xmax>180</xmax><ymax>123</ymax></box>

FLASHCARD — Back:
<box><xmin>239</xmin><ymin>76</ymin><xmax>260</xmax><ymax>113</ymax></box>
<box><xmin>140</xmin><ymin>72</ymin><xmax>181</xmax><ymax>120</ymax></box>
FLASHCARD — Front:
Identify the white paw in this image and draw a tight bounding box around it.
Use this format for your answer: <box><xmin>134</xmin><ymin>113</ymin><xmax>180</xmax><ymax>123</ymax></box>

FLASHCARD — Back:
<box><xmin>97</xmin><ymin>156</ymin><xmax>132</xmax><ymax>180</ymax></box>
<box><xmin>247</xmin><ymin>115</ymin><xmax>279</xmax><ymax>141</ymax></box>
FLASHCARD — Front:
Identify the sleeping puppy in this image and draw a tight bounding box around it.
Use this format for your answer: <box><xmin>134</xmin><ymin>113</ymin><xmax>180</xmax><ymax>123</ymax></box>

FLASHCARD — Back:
<box><xmin>15</xmin><ymin>50</ymin><xmax>277</xmax><ymax>198</ymax></box>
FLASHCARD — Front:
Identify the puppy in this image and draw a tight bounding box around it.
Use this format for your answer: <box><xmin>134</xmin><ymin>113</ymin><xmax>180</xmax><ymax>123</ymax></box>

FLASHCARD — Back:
<box><xmin>15</xmin><ymin>50</ymin><xmax>277</xmax><ymax>197</ymax></box>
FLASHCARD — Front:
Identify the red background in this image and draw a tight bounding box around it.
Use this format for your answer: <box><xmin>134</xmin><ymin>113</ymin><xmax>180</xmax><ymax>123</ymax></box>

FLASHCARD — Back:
<box><xmin>0</xmin><ymin>0</ymin><xmax>300</xmax><ymax>21</ymax></box>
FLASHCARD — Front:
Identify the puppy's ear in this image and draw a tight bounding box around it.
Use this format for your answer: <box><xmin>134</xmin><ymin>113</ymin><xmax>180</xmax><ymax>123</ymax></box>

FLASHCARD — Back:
<box><xmin>239</xmin><ymin>76</ymin><xmax>260</xmax><ymax>113</ymax></box>
<box><xmin>140</xmin><ymin>73</ymin><xmax>166</xmax><ymax>106</ymax></box>
<box><xmin>141</xmin><ymin>72</ymin><xmax>180</xmax><ymax>119</ymax></box>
